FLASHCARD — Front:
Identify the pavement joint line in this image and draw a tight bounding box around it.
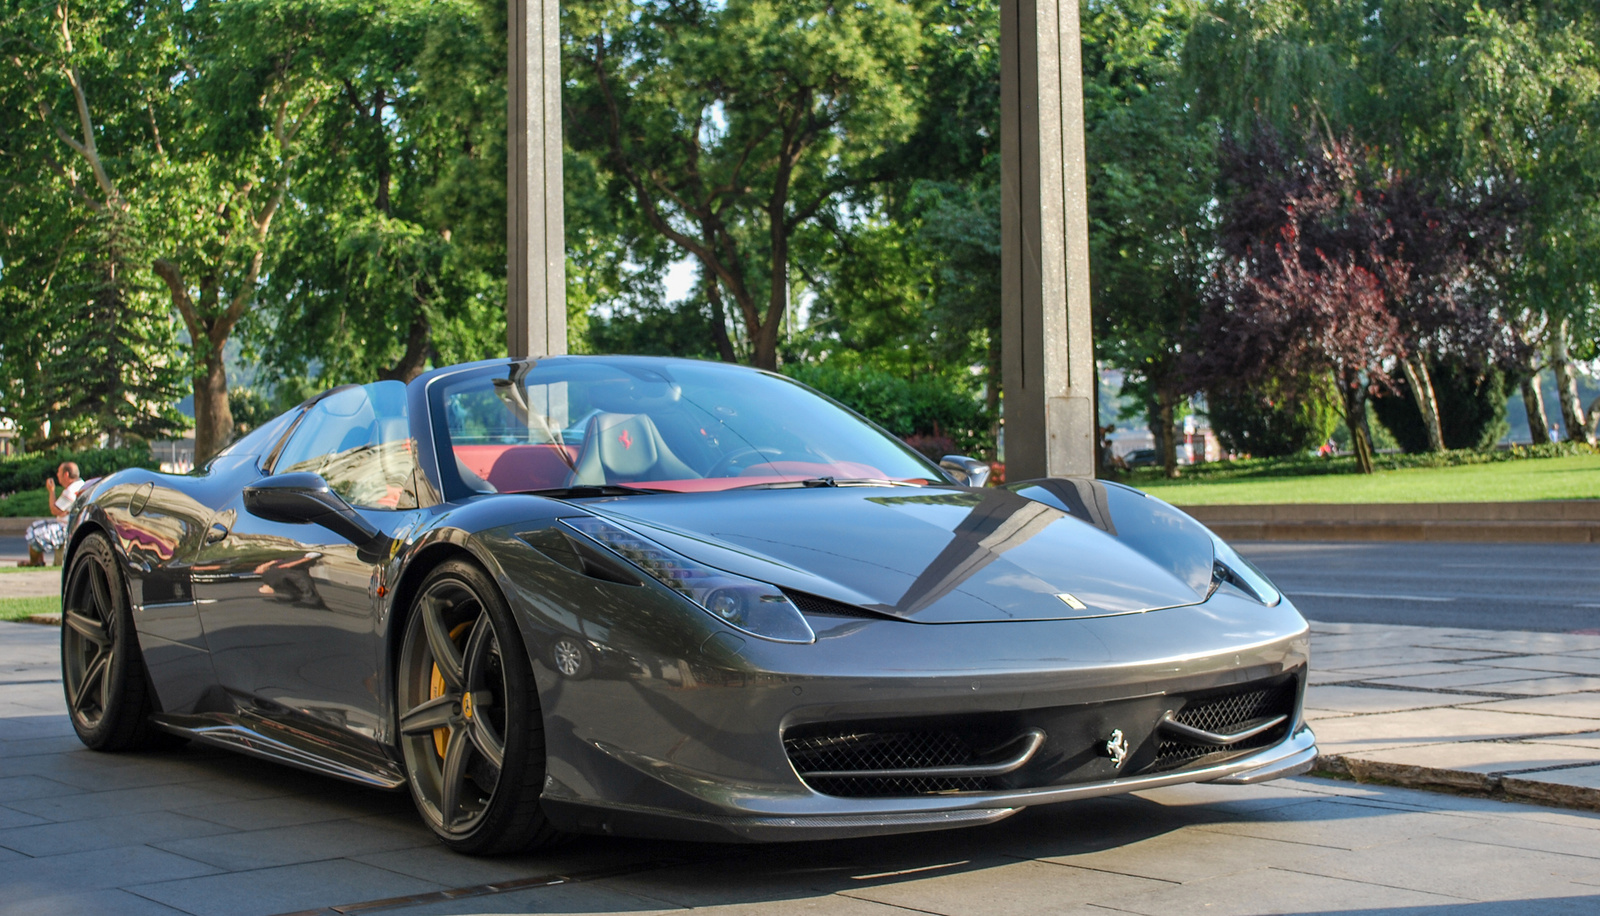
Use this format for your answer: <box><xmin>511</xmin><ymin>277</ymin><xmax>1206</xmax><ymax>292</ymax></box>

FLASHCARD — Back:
<box><xmin>266</xmin><ymin>857</ymin><xmax>690</xmax><ymax>916</ymax></box>
<box><xmin>1007</xmin><ymin>854</ymin><xmax>1184</xmax><ymax>885</ymax></box>
<box><xmin>1265</xmin><ymin>865</ymin><xmax>1476</xmax><ymax>901</ymax></box>
<box><xmin>1313</xmin><ymin>681</ymin><xmax>1555</xmax><ymax>700</ymax></box>
<box><xmin>834</xmin><ymin>890</ymin><xmax>966</xmax><ymax>915</ymax></box>
<box><xmin>1480</xmin><ymin>759</ymin><xmax>1600</xmax><ymax>776</ymax></box>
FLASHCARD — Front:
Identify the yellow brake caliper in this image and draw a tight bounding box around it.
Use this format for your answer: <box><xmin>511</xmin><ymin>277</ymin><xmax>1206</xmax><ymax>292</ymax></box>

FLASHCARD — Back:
<box><xmin>430</xmin><ymin>622</ymin><xmax>472</xmax><ymax>758</ymax></box>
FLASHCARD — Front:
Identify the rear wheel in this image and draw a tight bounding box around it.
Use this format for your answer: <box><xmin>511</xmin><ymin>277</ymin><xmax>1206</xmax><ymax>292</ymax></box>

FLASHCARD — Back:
<box><xmin>61</xmin><ymin>533</ymin><xmax>168</xmax><ymax>750</ymax></box>
<box><xmin>397</xmin><ymin>560</ymin><xmax>562</xmax><ymax>855</ymax></box>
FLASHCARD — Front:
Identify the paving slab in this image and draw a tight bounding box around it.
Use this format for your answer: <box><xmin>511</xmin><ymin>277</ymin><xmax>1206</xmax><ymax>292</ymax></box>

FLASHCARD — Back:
<box><xmin>128</xmin><ymin>858</ymin><xmax>445</xmax><ymax>916</ymax></box>
<box><xmin>1304</xmin><ymin>684</ymin><xmax>1484</xmax><ymax>713</ymax></box>
<box><xmin>1472</xmin><ymin>693</ymin><xmax>1600</xmax><ymax>719</ymax></box>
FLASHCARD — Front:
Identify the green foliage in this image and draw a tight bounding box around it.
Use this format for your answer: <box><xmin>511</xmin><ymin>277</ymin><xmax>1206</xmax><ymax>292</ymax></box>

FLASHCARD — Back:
<box><xmin>248</xmin><ymin>0</ymin><xmax>514</xmax><ymax>386</ymax></box>
<box><xmin>1206</xmin><ymin>384</ymin><xmax>1341</xmax><ymax>458</ymax></box>
<box><xmin>0</xmin><ymin>490</ymin><xmax>49</xmax><ymax>518</ymax></box>
<box><xmin>0</xmin><ymin>446</ymin><xmax>158</xmax><ymax>498</ymax></box>
<box><xmin>784</xmin><ymin>363</ymin><xmax>993</xmax><ymax>456</ymax></box>
<box><xmin>1372</xmin><ymin>362</ymin><xmax>1514</xmax><ymax>453</ymax></box>
<box><xmin>0</xmin><ymin>1</ymin><xmax>192</xmax><ymax>449</ymax></box>
<box><xmin>564</xmin><ymin>0</ymin><xmax>932</xmax><ymax>369</ymax></box>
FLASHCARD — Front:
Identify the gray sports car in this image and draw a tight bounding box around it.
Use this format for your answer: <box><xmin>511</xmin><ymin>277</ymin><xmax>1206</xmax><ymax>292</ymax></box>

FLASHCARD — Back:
<box><xmin>61</xmin><ymin>356</ymin><xmax>1315</xmax><ymax>855</ymax></box>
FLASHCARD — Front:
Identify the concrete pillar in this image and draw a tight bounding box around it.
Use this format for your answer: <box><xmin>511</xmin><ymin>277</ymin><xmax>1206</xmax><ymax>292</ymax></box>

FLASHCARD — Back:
<box><xmin>1000</xmin><ymin>0</ymin><xmax>1095</xmax><ymax>479</ymax></box>
<box><xmin>507</xmin><ymin>0</ymin><xmax>567</xmax><ymax>358</ymax></box>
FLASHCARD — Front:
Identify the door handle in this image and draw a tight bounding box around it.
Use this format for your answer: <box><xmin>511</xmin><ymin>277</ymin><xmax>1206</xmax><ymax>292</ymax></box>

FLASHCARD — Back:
<box><xmin>205</xmin><ymin>523</ymin><xmax>230</xmax><ymax>545</ymax></box>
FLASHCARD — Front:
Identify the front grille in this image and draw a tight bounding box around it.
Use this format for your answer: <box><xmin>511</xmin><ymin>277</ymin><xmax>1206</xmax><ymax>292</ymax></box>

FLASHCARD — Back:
<box><xmin>785</xmin><ymin>674</ymin><xmax>1302</xmax><ymax>797</ymax></box>
<box><xmin>1152</xmin><ymin>680</ymin><xmax>1297</xmax><ymax>771</ymax></box>
<box><xmin>785</xmin><ymin>730</ymin><xmax>990</xmax><ymax>797</ymax></box>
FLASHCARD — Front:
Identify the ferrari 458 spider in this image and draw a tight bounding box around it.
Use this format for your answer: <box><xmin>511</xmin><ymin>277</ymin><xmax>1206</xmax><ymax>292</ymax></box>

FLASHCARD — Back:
<box><xmin>60</xmin><ymin>356</ymin><xmax>1315</xmax><ymax>854</ymax></box>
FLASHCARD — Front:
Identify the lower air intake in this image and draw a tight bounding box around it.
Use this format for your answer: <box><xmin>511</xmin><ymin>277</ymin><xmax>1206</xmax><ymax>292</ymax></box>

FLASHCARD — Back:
<box><xmin>1152</xmin><ymin>680</ymin><xmax>1297</xmax><ymax>771</ymax></box>
<box><xmin>785</xmin><ymin>730</ymin><xmax>990</xmax><ymax>797</ymax></box>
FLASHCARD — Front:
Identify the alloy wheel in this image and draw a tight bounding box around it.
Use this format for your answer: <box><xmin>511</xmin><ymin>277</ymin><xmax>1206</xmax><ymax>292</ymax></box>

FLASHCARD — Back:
<box><xmin>399</xmin><ymin>580</ymin><xmax>510</xmax><ymax>835</ymax></box>
<box><xmin>62</xmin><ymin>555</ymin><xmax>117</xmax><ymax>731</ymax></box>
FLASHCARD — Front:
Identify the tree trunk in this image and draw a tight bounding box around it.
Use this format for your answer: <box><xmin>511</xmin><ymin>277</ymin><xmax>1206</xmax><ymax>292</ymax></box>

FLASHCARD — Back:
<box><xmin>1521</xmin><ymin>372</ymin><xmax>1552</xmax><ymax>446</ymax></box>
<box><xmin>985</xmin><ymin>331</ymin><xmax>1002</xmax><ymax>458</ymax></box>
<box><xmin>379</xmin><ymin>311</ymin><xmax>431</xmax><ymax>383</ymax></box>
<box><xmin>1401</xmin><ymin>353</ymin><xmax>1445</xmax><ymax>452</ymax></box>
<box><xmin>705</xmin><ymin>274</ymin><xmax>737</xmax><ymax>363</ymax></box>
<box><xmin>1551</xmin><ymin>319</ymin><xmax>1592</xmax><ymax>444</ymax></box>
<box><xmin>1339</xmin><ymin>371</ymin><xmax>1376</xmax><ymax>474</ymax></box>
<box><xmin>1157</xmin><ymin>387</ymin><xmax>1179</xmax><ymax>480</ymax></box>
<box><xmin>192</xmin><ymin>347</ymin><xmax>233</xmax><ymax>466</ymax></box>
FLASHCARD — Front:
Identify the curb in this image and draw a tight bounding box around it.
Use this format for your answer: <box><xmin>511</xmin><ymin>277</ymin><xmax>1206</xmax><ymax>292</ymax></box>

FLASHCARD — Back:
<box><xmin>22</xmin><ymin>613</ymin><xmax>60</xmax><ymax>626</ymax></box>
<box><xmin>1181</xmin><ymin>501</ymin><xmax>1600</xmax><ymax>543</ymax></box>
<box><xmin>0</xmin><ymin>518</ymin><xmax>44</xmax><ymax>536</ymax></box>
<box><xmin>1316</xmin><ymin>753</ymin><xmax>1600</xmax><ymax>813</ymax></box>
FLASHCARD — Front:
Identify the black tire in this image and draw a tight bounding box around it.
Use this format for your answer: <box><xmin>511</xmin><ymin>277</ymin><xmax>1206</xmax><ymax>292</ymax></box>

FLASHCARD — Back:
<box><xmin>396</xmin><ymin>559</ymin><xmax>563</xmax><ymax>855</ymax></box>
<box><xmin>60</xmin><ymin>532</ymin><xmax>168</xmax><ymax>751</ymax></box>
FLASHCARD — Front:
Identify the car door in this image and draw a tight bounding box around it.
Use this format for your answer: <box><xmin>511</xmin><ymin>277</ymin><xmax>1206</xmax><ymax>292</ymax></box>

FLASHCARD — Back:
<box><xmin>191</xmin><ymin>382</ymin><xmax>422</xmax><ymax>748</ymax></box>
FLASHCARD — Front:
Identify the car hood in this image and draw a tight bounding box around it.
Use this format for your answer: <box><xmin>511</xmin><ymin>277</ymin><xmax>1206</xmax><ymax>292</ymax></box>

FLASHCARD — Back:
<box><xmin>577</xmin><ymin>480</ymin><xmax>1217</xmax><ymax>623</ymax></box>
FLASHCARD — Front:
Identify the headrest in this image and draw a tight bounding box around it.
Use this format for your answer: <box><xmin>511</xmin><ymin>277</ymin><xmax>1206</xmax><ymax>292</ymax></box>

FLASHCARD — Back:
<box><xmin>590</xmin><ymin>413</ymin><xmax>663</xmax><ymax>478</ymax></box>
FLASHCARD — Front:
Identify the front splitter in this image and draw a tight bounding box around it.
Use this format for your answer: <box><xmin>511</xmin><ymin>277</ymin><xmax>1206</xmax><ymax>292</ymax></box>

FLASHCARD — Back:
<box><xmin>542</xmin><ymin>725</ymin><xmax>1318</xmax><ymax>843</ymax></box>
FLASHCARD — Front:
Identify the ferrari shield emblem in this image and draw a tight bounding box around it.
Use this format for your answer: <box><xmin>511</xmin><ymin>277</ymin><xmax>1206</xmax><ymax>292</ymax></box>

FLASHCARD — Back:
<box><xmin>1103</xmin><ymin>729</ymin><xmax>1129</xmax><ymax>769</ymax></box>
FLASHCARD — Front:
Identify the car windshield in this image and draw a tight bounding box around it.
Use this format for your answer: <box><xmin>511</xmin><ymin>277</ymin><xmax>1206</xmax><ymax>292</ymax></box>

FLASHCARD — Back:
<box><xmin>434</xmin><ymin>358</ymin><xmax>943</xmax><ymax>494</ymax></box>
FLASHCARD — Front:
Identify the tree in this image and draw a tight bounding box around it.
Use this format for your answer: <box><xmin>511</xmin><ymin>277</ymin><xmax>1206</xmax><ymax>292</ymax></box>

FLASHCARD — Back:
<box><xmin>563</xmin><ymin>0</ymin><xmax>927</xmax><ymax>371</ymax></box>
<box><xmin>0</xmin><ymin>0</ymin><xmax>190</xmax><ymax>448</ymax></box>
<box><xmin>248</xmin><ymin>0</ymin><xmax>512</xmax><ymax>388</ymax></box>
<box><xmin>1188</xmin><ymin>0</ymin><xmax>1600</xmax><ymax>447</ymax></box>
<box><xmin>1082</xmin><ymin>0</ymin><xmax>1214</xmax><ymax>479</ymax></box>
<box><xmin>1195</xmin><ymin>133</ymin><xmax>1408</xmax><ymax>474</ymax></box>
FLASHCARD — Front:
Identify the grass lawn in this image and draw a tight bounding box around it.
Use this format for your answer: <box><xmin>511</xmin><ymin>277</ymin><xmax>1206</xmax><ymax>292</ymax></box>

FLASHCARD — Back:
<box><xmin>1130</xmin><ymin>453</ymin><xmax>1600</xmax><ymax>505</ymax></box>
<box><xmin>0</xmin><ymin>595</ymin><xmax>58</xmax><ymax>622</ymax></box>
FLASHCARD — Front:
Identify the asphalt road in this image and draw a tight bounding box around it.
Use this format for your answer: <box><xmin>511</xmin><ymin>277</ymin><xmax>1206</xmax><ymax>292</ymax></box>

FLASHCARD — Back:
<box><xmin>1237</xmin><ymin>540</ymin><xmax>1600</xmax><ymax>634</ymax></box>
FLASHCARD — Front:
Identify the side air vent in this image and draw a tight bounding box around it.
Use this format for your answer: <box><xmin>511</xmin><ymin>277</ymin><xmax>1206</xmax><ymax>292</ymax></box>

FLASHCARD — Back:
<box><xmin>782</xmin><ymin>590</ymin><xmax>893</xmax><ymax>620</ymax></box>
<box><xmin>1151</xmin><ymin>680</ymin><xmax>1296</xmax><ymax>771</ymax></box>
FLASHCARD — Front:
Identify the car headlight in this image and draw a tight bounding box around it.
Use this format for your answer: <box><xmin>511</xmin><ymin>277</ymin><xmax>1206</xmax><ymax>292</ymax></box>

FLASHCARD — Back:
<box><xmin>1210</xmin><ymin>534</ymin><xmax>1282</xmax><ymax>606</ymax></box>
<box><xmin>560</xmin><ymin>516</ymin><xmax>816</xmax><ymax>644</ymax></box>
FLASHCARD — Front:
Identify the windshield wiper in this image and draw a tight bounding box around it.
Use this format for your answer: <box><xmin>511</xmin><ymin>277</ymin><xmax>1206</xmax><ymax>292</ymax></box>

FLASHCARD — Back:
<box><xmin>732</xmin><ymin>477</ymin><xmax>925</xmax><ymax>491</ymax></box>
<box><xmin>517</xmin><ymin>484</ymin><xmax>669</xmax><ymax>499</ymax></box>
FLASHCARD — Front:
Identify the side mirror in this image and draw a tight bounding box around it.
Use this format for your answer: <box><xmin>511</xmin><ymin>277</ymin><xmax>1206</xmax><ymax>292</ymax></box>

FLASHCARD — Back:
<box><xmin>939</xmin><ymin>455</ymin><xmax>992</xmax><ymax>488</ymax></box>
<box><xmin>244</xmin><ymin>472</ymin><xmax>389</xmax><ymax>553</ymax></box>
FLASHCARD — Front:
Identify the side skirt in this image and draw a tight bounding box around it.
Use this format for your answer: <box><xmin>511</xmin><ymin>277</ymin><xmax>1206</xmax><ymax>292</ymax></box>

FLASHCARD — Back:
<box><xmin>152</xmin><ymin>711</ymin><xmax>406</xmax><ymax>790</ymax></box>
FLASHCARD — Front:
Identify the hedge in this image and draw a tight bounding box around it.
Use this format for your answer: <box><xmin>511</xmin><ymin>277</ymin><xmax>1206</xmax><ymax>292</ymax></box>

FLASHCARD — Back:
<box><xmin>0</xmin><ymin>447</ymin><xmax>159</xmax><ymax>497</ymax></box>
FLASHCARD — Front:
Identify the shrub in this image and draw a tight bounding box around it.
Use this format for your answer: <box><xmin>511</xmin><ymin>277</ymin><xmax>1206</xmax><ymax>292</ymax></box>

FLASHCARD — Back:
<box><xmin>784</xmin><ymin>363</ymin><xmax>994</xmax><ymax>456</ymax></box>
<box><xmin>1205</xmin><ymin>385</ymin><xmax>1340</xmax><ymax>457</ymax></box>
<box><xmin>1371</xmin><ymin>360</ymin><xmax>1512</xmax><ymax>452</ymax></box>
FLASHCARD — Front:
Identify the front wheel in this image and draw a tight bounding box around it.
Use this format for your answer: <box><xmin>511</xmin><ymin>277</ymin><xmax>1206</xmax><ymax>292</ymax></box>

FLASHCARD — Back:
<box><xmin>396</xmin><ymin>560</ymin><xmax>562</xmax><ymax>855</ymax></box>
<box><xmin>61</xmin><ymin>533</ymin><xmax>169</xmax><ymax>750</ymax></box>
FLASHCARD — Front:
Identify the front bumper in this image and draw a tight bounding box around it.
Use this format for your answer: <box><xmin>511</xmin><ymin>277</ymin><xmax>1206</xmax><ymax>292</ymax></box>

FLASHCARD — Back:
<box><xmin>542</xmin><ymin>725</ymin><xmax>1318</xmax><ymax>842</ymax></box>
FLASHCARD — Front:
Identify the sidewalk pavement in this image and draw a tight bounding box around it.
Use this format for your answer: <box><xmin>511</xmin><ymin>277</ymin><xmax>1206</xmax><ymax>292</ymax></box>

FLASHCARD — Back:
<box><xmin>0</xmin><ymin>570</ymin><xmax>60</xmax><ymax>599</ymax></box>
<box><xmin>3</xmin><ymin>617</ymin><xmax>1600</xmax><ymax>915</ymax></box>
<box><xmin>1304</xmin><ymin>621</ymin><xmax>1600</xmax><ymax>810</ymax></box>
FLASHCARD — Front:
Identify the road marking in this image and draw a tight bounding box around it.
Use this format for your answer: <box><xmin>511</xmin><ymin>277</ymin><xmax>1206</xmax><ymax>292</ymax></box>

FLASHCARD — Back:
<box><xmin>1288</xmin><ymin>590</ymin><xmax>1454</xmax><ymax>603</ymax></box>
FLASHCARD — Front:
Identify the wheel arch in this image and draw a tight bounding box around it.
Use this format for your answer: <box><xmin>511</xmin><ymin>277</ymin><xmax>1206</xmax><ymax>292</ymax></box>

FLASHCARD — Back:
<box><xmin>63</xmin><ymin>513</ymin><xmax>114</xmax><ymax>574</ymax></box>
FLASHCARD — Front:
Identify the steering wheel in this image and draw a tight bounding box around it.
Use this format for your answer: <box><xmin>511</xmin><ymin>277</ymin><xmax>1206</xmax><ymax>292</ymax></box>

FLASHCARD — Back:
<box><xmin>706</xmin><ymin>446</ymin><xmax>784</xmax><ymax>478</ymax></box>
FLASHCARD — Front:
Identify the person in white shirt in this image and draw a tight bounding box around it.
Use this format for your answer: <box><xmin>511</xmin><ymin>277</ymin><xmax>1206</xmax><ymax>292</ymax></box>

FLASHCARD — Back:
<box><xmin>21</xmin><ymin>462</ymin><xmax>84</xmax><ymax>567</ymax></box>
